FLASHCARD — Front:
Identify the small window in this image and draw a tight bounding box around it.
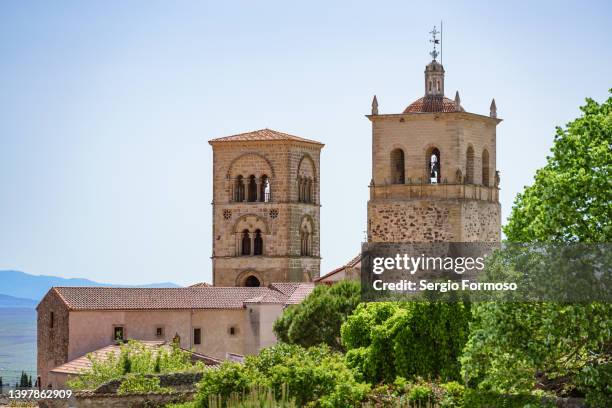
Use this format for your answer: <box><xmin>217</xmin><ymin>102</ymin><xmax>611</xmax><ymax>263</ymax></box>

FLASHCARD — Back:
<box><xmin>50</xmin><ymin>312</ymin><xmax>54</xmax><ymax>328</ymax></box>
<box><xmin>193</xmin><ymin>328</ymin><xmax>201</xmax><ymax>345</ymax></box>
<box><xmin>156</xmin><ymin>327</ymin><xmax>164</xmax><ymax>337</ymax></box>
<box><xmin>114</xmin><ymin>326</ymin><xmax>125</xmax><ymax>341</ymax></box>
<box><xmin>229</xmin><ymin>326</ymin><xmax>236</xmax><ymax>336</ymax></box>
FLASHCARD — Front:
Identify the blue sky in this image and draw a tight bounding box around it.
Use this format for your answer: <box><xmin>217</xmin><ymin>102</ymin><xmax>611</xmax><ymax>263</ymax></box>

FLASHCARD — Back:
<box><xmin>0</xmin><ymin>1</ymin><xmax>610</xmax><ymax>286</ymax></box>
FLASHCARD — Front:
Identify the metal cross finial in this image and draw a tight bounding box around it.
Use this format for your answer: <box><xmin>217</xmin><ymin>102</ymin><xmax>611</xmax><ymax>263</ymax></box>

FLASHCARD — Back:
<box><xmin>429</xmin><ymin>26</ymin><xmax>440</xmax><ymax>60</ymax></box>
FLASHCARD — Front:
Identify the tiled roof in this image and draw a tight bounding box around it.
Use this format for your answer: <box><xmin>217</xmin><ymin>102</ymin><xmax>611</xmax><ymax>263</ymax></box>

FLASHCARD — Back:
<box><xmin>404</xmin><ymin>96</ymin><xmax>461</xmax><ymax>113</ymax></box>
<box><xmin>315</xmin><ymin>255</ymin><xmax>362</xmax><ymax>282</ymax></box>
<box><xmin>48</xmin><ymin>284</ymin><xmax>315</xmax><ymax>310</ymax></box>
<box><xmin>244</xmin><ymin>293</ymin><xmax>285</xmax><ymax>304</ymax></box>
<box><xmin>50</xmin><ymin>342</ymin><xmax>220</xmax><ymax>375</ymax></box>
<box><xmin>268</xmin><ymin>282</ymin><xmax>315</xmax><ymax>304</ymax></box>
<box><xmin>189</xmin><ymin>282</ymin><xmax>212</xmax><ymax>288</ymax></box>
<box><xmin>209</xmin><ymin>128</ymin><xmax>323</xmax><ymax>146</ymax></box>
<box><xmin>52</xmin><ymin>287</ymin><xmax>276</xmax><ymax>310</ymax></box>
<box><xmin>50</xmin><ymin>342</ymin><xmax>162</xmax><ymax>374</ymax></box>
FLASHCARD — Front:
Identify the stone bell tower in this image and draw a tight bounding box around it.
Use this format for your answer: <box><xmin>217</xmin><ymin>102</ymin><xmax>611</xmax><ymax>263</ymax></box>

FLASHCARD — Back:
<box><xmin>366</xmin><ymin>30</ymin><xmax>501</xmax><ymax>243</ymax></box>
<box><xmin>209</xmin><ymin>128</ymin><xmax>323</xmax><ymax>287</ymax></box>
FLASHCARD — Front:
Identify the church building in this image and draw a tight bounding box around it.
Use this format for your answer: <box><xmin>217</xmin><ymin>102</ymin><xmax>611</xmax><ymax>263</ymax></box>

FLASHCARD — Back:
<box><xmin>209</xmin><ymin>129</ymin><xmax>324</xmax><ymax>286</ymax></box>
<box><xmin>366</xmin><ymin>37</ymin><xmax>501</xmax><ymax>243</ymax></box>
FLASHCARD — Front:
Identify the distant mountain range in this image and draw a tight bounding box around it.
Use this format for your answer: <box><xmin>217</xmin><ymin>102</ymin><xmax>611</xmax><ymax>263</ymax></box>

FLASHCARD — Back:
<box><xmin>0</xmin><ymin>270</ymin><xmax>180</xmax><ymax>306</ymax></box>
<box><xmin>0</xmin><ymin>293</ymin><xmax>38</xmax><ymax>308</ymax></box>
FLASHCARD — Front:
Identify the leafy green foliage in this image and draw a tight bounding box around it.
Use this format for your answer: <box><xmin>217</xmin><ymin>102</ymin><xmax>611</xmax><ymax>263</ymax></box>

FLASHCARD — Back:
<box><xmin>67</xmin><ymin>340</ymin><xmax>201</xmax><ymax>390</ymax></box>
<box><xmin>461</xmin><ymin>389</ymin><xmax>554</xmax><ymax>408</ymax></box>
<box><xmin>461</xmin><ymin>93</ymin><xmax>612</xmax><ymax>401</ymax></box>
<box><xmin>504</xmin><ymin>92</ymin><xmax>611</xmax><ymax>243</ymax></box>
<box><xmin>341</xmin><ymin>301</ymin><xmax>471</xmax><ymax>383</ymax></box>
<box><xmin>273</xmin><ymin>281</ymin><xmax>361</xmax><ymax>351</ymax></box>
<box><xmin>117</xmin><ymin>374</ymin><xmax>171</xmax><ymax>394</ymax></box>
<box><xmin>461</xmin><ymin>301</ymin><xmax>611</xmax><ymax>395</ymax></box>
<box><xmin>407</xmin><ymin>384</ymin><xmax>434</xmax><ymax>403</ymax></box>
<box><xmin>192</xmin><ymin>343</ymin><xmax>370</xmax><ymax>408</ymax></box>
<box><xmin>576</xmin><ymin>361</ymin><xmax>612</xmax><ymax>407</ymax></box>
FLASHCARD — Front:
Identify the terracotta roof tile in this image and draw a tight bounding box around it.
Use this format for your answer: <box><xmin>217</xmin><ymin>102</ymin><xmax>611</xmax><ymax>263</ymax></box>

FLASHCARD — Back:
<box><xmin>315</xmin><ymin>255</ymin><xmax>362</xmax><ymax>282</ymax></box>
<box><xmin>49</xmin><ymin>284</ymin><xmax>315</xmax><ymax>310</ymax></box>
<box><xmin>244</xmin><ymin>293</ymin><xmax>285</xmax><ymax>304</ymax></box>
<box><xmin>404</xmin><ymin>96</ymin><xmax>461</xmax><ymax>113</ymax></box>
<box><xmin>52</xmin><ymin>287</ymin><xmax>273</xmax><ymax>310</ymax></box>
<box><xmin>268</xmin><ymin>282</ymin><xmax>315</xmax><ymax>304</ymax></box>
<box><xmin>209</xmin><ymin>128</ymin><xmax>323</xmax><ymax>146</ymax></box>
<box><xmin>189</xmin><ymin>282</ymin><xmax>212</xmax><ymax>288</ymax></box>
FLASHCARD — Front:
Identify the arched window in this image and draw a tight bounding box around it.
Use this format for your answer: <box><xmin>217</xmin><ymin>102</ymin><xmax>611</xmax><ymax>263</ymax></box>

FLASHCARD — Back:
<box><xmin>300</xmin><ymin>217</ymin><xmax>313</xmax><ymax>256</ymax></box>
<box><xmin>428</xmin><ymin>148</ymin><xmax>441</xmax><ymax>184</ymax></box>
<box><xmin>253</xmin><ymin>229</ymin><xmax>263</xmax><ymax>255</ymax></box>
<box><xmin>247</xmin><ymin>175</ymin><xmax>257</xmax><ymax>202</ymax></box>
<box><xmin>298</xmin><ymin>177</ymin><xmax>314</xmax><ymax>203</ymax></box>
<box><xmin>260</xmin><ymin>175</ymin><xmax>270</xmax><ymax>202</ymax></box>
<box><xmin>305</xmin><ymin>179</ymin><xmax>312</xmax><ymax>203</ymax></box>
<box><xmin>482</xmin><ymin>149</ymin><xmax>490</xmax><ymax>187</ymax></box>
<box><xmin>234</xmin><ymin>176</ymin><xmax>245</xmax><ymax>202</ymax></box>
<box><xmin>244</xmin><ymin>275</ymin><xmax>260</xmax><ymax>287</ymax></box>
<box><xmin>465</xmin><ymin>146</ymin><xmax>474</xmax><ymax>184</ymax></box>
<box><xmin>390</xmin><ymin>148</ymin><xmax>405</xmax><ymax>184</ymax></box>
<box><xmin>241</xmin><ymin>230</ymin><xmax>251</xmax><ymax>256</ymax></box>
<box><xmin>301</xmin><ymin>231</ymin><xmax>309</xmax><ymax>256</ymax></box>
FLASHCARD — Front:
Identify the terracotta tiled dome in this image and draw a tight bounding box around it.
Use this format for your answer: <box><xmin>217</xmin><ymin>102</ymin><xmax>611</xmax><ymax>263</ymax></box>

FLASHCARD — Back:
<box><xmin>404</xmin><ymin>95</ymin><xmax>462</xmax><ymax>113</ymax></box>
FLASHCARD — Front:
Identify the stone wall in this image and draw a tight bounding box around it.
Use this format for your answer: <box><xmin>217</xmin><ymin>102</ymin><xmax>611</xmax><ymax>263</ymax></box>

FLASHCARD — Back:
<box><xmin>370</xmin><ymin>112</ymin><xmax>498</xmax><ymax>187</ymax></box>
<box><xmin>368</xmin><ymin>198</ymin><xmax>500</xmax><ymax>243</ymax></box>
<box><xmin>460</xmin><ymin>200</ymin><xmax>502</xmax><ymax>242</ymax></box>
<box><xmin>38</xmin><ymin>372</ymin><xmax>202</xmax><ymax>408</ymax></box>
<box><xmin>37</xmin><ymin>290</ymin><xmax>70</xmax><ymax>389</ymax></box>
<box><xmin>211</xmin><ymin>140</ymin><xmax>322</xmax><ymax>286</ymax></box>
<box><xmin>367</xmin><ymin>110</ymin><xmax>501</xmax><ymax>244</ymax></box>
<box><xmin>368</xmin><ymin>200</ymin><xmax>457</xmax><ymax>242</ymax></box>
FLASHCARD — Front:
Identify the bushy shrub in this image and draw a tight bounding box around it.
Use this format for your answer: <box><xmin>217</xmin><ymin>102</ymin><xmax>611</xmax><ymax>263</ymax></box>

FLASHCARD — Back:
<box><xmin>462</xmin><ymin>389</ymin><xmax>555</xmax><ymax>408</ymax></box>
<box><xmin>67</xmin><ymin>340</ymin><xmax>201</xmax><ymax>390</ymax></box>
<box><xmin>194</xmin><ymin>362</ymin><xmax>256</xmax><ymax>406</ymax></box>
<box><xmin>117</xmin><ymin>374</ymin><xmax>171</xmax><ymax>394</ymax></box>
<box><xmin>341</xmin><ymin>301</ymin><xmax>471</xmax><ymax>383</ymax></box>
<box><xmin>192</xmin><ymin>344</ymin><xmax>369</xmax><ymax>408</ymax></box>
<box><xmin>273</xmin><ymin>281</ymin><xmax>361</xmax><ymax>350</ymax></box>
<box><xmin>407</xmin><ymin>384</ymin><xmax>434</xmax><ymax>403</ymax></box>
<box><xmin>577</xmin><ymin>362</ymin><xmax>612</xmax><ymax>408</ymax></box>
<box><xmin>438</xmin><ymin>381</ymin><xmax>464</xmax><ymax>408</ymax></box>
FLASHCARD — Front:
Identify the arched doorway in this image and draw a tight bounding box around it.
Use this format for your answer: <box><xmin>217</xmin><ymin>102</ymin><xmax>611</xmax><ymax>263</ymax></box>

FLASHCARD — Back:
<box><xmin>244</xmin><ymin>275</ymin><xmax>261</xmax><ymax>287</ymax></box>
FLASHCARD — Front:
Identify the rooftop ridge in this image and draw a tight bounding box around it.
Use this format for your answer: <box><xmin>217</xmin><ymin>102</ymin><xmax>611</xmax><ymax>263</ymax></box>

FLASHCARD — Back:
<box><xmin>209</xmin><ymin>128</ymin><xmax>323</xmax><ymax>146</ymax></box>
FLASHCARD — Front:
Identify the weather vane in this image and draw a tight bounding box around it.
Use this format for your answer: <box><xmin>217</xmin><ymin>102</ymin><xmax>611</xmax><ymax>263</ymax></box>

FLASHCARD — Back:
<box><xmin>429</xmin><ymin>26</ymin><xmax>440</xmax><ymax>60</ymax></box>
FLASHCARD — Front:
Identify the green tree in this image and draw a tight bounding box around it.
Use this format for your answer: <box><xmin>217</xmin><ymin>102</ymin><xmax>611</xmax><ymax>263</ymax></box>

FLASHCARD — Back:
<box><xmin>342</xmin><ymin>300</ymin><xmax>471</xmax><ymax>384</ymax></box>
<box><xmin>273</xmin><ymin>280</ymin><xmax>361</xmax><ymax>350</ymax></box>
<box><xmin>461</xmin><ymin>93</ymin><xmax>612</xmax><ymax>402</ymax></box>
<box><xmin>504</xmin><ymin>92</ymin><xmax>611</xmax><ymax>243</ymax></box>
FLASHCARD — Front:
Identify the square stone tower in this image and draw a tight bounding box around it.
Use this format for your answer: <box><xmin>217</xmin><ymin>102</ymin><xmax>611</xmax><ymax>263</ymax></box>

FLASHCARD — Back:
<box><xmin>209</xmin><ymin>129</ymin><xmax>324</xmax><ymax>286</ymax></box>
<box><xmin>367</xmin><ymin>58</ymin><xmax>502</xmax><ymax>243</ymax></box>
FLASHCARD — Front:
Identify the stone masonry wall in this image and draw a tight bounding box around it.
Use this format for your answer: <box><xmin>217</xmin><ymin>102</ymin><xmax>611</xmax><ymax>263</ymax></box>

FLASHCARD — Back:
<box><xmin>37</xmin><ymin>290</ymin><xmax>70</xmax><ymax>389</ymax></box>
<box><xmin>211</xmin><ymin>140</ymin><xmax>322</xmax><ymax>286</ymax></box>
<box><xmin>371</xmin><ymin>113</ymin><xmax>498</xmax><ymax>187</ymax></box>
<box><xmin>368</xmin><ymin>199</ymin><xmax>500</xmax><ymax>243</ymax></box>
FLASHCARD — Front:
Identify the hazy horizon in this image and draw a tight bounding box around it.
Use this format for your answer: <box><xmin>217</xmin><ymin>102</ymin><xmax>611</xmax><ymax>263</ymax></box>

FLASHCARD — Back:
<box><xmin>1</xmin><ymin>1</ymin><xmax>610</xmax><ymax>285</ymax></box>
